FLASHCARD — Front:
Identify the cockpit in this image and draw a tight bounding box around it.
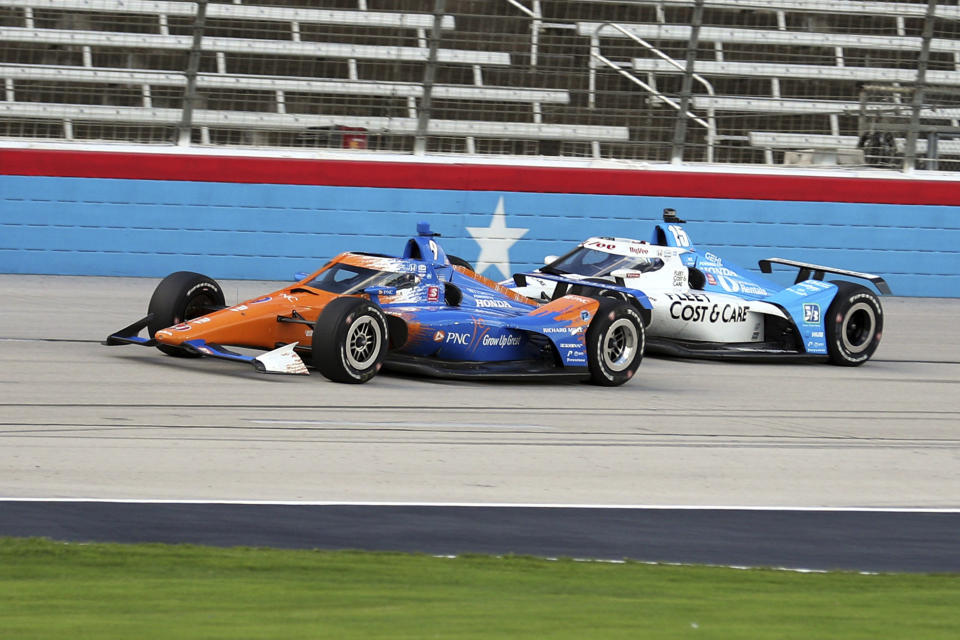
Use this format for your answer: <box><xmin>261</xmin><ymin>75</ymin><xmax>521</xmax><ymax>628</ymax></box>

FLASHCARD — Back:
<box><xmin>545</xmin><ymin>247</ymin><xmax>664</xmax><ymax>278</ymax></box>
<box><xmin>304</xmin><ymin>264</ymin><xmax>420</xmax><ymax>294</ymax></box>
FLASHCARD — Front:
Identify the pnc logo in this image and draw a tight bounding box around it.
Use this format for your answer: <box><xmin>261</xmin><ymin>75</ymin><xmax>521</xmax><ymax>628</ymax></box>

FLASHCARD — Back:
<box><xmin>433</xmin><ymin>330</ymin><xmax>446</xmax><ymax>342</ymax></box>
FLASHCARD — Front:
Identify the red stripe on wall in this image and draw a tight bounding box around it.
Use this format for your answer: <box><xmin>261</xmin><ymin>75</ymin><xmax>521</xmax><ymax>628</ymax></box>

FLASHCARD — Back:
<box><xmin>2</xmin><ymin>147</ymin><xmax>956</xmax><ymax>205</ymax></box>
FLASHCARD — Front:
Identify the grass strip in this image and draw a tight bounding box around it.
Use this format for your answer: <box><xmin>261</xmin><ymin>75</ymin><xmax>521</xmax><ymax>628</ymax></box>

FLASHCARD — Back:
<box><xmin>1</xmin><ymin>537</ymin><xmax>957</xmax><ymax>639</ymax></box>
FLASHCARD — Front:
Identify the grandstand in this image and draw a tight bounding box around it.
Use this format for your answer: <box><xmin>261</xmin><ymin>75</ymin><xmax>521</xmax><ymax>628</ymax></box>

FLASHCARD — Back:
<box><xmin>1</xmin><ymin>0</ymin><xmax>958</xmax><ymax>170</ymax></box>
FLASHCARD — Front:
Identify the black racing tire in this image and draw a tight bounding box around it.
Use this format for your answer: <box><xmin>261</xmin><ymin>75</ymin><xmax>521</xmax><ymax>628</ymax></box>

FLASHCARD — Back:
<box><xmin>825</xmin><ymin>280</ymin><xmax>883</xmax><ymax>366</ymax></box>
<box><xmin>147</xmin><ymin>271</ymin><xmax>225</xmax><ymax>357</ymax></box>
<box><xmin>447</xmin><ymin>255</ymin><xmax>474</xmax><ymax>271</ymax></box>
<box><xmin>687</xmin><ymin>267</ymin><xmax>707</xmax><ymax>290</ymax></box>
<box><xmin>586</xmin><ymin>298</ymin><xmax>645</xmax><ymax>386</ymax></box>
<box><xmin>585</xmin><ymin>277</ymin><xmax>629</xmax><ymax>301</ymax></box>
<box><xmin>312</xmin><ymin>297</ymin><xmax>389</xmax><ymax>384</ymax></box>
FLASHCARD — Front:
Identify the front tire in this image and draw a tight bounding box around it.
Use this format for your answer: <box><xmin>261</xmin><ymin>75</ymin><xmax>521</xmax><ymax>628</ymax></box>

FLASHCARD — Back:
<box><xmin>447</xmin><ymin>255</ymin><xmax>474</xmax><ymax>271</ymax></box>
<box><xmin>825</xmin><ymin>280</ymin><xmax>883</xmax><ymax>366</ymax></box>
<box><xmin>585</xmin><ymin>277</ymin><xmax>628</xmax><ymax>301</ymax></box>
<box><xmin>586</xmin><ymin>298</ymin><xmax>645</xmax><ymax>386</ymax></box>
<box><xmin>312</xmin><ymin>297</ymin><xmax>389</xmax><ymax>383</ymax></box>
<box><xmin>147</xmin><ymin>271</ymin><xmax>225</xmax><ymax>357</ymax></box>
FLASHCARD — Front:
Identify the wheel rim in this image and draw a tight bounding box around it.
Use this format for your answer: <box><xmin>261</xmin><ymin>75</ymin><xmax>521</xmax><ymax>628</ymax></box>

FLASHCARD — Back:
<box><xmin>841</xmin><ymin>302</ymin><xmax>876</xmax><ymax>354</ymax></box>
<box><xmin>602</xmin><ymin>318</ymin><xmax>639</xmax><ymax>372</ymax></box>
<box><xmin>182</xmin><ymin>293</ymin><xmax>216</xmax><ymax>322</ymax></box>
<box><xmin>345</xmin><ymin>315</ymin><xmax>382</xmax><ymax>370</ymax></box>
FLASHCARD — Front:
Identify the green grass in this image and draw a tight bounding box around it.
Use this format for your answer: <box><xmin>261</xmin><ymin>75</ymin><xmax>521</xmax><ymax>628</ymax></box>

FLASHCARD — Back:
<box><xmin>1</xmin><ymin>538</ymin><xmax>957</xmax><ymax>639</ymax></box>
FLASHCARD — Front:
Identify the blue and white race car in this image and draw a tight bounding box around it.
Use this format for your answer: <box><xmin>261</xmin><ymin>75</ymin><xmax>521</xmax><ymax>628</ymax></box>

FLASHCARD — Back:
<box><xmin>508</xmin><ymin>210</ymin><xmax>890</xmax><ymax>366</ymax></box>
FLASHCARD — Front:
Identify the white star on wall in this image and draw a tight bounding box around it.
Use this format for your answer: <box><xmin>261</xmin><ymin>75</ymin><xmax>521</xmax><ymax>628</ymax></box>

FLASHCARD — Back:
<box><xmin>466</xmin><ymin>197</ymin><xmax>529</xmax><ymax>280</ymax></box>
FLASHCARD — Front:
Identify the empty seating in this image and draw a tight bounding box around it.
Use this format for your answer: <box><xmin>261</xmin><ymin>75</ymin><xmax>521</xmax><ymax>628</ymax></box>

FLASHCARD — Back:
<box><xmin>748</xmin><ymin>131</ymin><xmax>960</xmax><ymax>154</ymax></box>
<box><xmin>1</xmin><ymin>0</ymin><xmax>958</xmax><ymax>166</ymax></box>
<box><xmin>631</xmin><ymin>59</ymin><xmax>960</xmax><ymax>86</ymax></box>
<box><xmin>0</xmin><ymin>27</ymin><xmax>508</xmax><ymax>66</ymax></box>
<box><xmin>624</xmin><ymin>0</ymin><xmax>960</xmax><ymax>21</ymax></box>
<box><xmin>0</xmin><ymin>63</ymin><xmax>569</xmax><ymax>106</ymax></box>
<box><xmin>692</xmin><ymin>96</ymin><xmax>960</xmax><ymax>119</ymax></box>
<box><xmin>0</xmin><ymin>100</ymin><xmax>627</xmax><ymax>141</ymax></box>
<box><xmin>0</xmin><ymin>0</ymin><xmax>627</xmax><ymax>154</ymax></box>
<box><xmin>1</xmin><ymin>0</ymin><xmax>457</xmax><ymax>31</ymax></box>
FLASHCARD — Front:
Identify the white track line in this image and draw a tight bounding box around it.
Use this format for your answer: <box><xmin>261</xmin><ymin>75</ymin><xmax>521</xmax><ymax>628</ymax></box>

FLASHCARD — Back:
<box><xmin>1</xmin><ymin>498</ymin><xmax>958</xmax><ymax>513</ymax></box>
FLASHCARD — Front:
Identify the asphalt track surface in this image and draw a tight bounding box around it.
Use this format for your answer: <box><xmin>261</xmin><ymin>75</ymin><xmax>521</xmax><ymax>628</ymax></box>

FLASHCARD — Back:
<box><xmin>1</xmin><ymin>275</ymin><xmax>959</xmax><ymax>572</ymax></box>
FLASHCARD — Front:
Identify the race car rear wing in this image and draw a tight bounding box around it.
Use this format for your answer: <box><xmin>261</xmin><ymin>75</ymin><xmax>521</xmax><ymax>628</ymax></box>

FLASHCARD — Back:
<box><xmin>758</xmin><ymin>258</ymin><xmax>892</xmax><ymax>295</ymax></box>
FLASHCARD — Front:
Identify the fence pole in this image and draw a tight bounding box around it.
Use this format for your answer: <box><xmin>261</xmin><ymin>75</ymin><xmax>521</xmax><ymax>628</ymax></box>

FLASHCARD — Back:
<box><xmin>177</xmin><ymin>0</ymin><xmax>208</xmax><ymax>146</ymax></box>
<box><xmin>904</xmin><ymin>0</ymin><xmax>938</xmax><ymax>172</ymax></box>
<box><xmin>671</xmin><ymin>0</ymin><xmax>704</xmax><ymax>164</ymax></box>
<box><xmin>414</xmin><ymin>0</ymin><xmax>446</xmax><ymax>155</ymax></box>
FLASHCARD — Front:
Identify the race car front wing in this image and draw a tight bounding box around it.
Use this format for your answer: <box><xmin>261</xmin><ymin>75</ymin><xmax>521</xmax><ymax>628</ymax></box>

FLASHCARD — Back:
<box><xmin>104</xmin><ymin>315</ymin><xmax>308</xmax><ymax>375</ymax></box>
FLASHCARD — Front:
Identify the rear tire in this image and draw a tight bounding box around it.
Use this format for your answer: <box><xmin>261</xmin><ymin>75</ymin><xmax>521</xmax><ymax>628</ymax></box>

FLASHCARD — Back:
<box><xmin>825</xmin><ymin>280</ymin><xmax>883</xmax><ymax>366</ymax></box>
<box><xmin>312</xmin><ymin>298</ymin><xmax>389</xmax><ymax>383</ymax></box>
<box><xmin>586</xmin><ymin>298</ymin><xmax>645</xmax><ymax>386</ymax></box>
<box><xmin>147</xmin><ymin>271</ymin><xmax>224</xmax><ymax>357</ymax></box>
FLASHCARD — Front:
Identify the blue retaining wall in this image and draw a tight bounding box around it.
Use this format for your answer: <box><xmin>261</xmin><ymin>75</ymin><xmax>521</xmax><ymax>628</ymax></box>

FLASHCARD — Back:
<box><xmin>2</xmin><ymin>175</ymin><xmax>958</xmax><ymax>297</ymax></box>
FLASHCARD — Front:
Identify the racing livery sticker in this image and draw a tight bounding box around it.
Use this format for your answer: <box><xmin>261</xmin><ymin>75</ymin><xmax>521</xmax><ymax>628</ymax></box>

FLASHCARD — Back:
<box><xmin>700</xmin><ymin>264</ymin><xmax>769</xmax><ymax>297</ymax></box>
<box><xmin>444</xmin><ymin>332</ymin><xmax>471</xmax><ymax>345</ymax></box>
<box><xmin>481</xmin><ymin>334</ymin><xmax>523</xmax><ymax>348</ymax></box>
<box><xmin>667</xmin><ymin>224</ymin><xmax>690</xmax><ymax>247</ymax></box>
<box><xmin>669</xmin><ymin>302</ymin><xmax>749</xmax><ymax>323</ymax></box>
<box><xmin>476</xmin><ymin>298</ymin><xmax>511</xmax><ymax>308</ymax></box>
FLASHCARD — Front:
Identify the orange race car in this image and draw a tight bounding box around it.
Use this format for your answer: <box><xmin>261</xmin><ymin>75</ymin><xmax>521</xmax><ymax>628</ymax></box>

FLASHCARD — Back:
<box><xmin>106</xmin><ymin>223</ymin><xmax>652</xmax><ymax>385</ymax></box>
